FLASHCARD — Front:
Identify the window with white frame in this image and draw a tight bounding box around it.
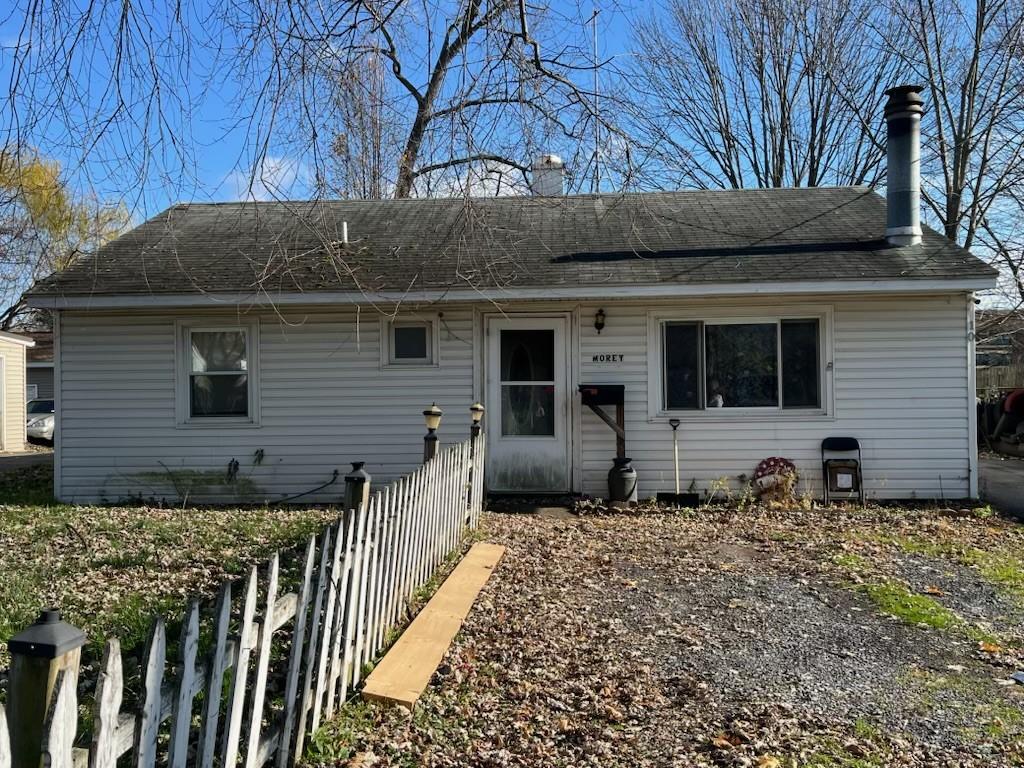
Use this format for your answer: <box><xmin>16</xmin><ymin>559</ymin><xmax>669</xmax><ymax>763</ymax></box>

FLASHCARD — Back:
<box><xmin>386</xmin><ymin>320</ymin><xmax>434</xmax><ymax>365</ymax></box>
<box><xmin>184</xmin><ymin>327</ymin><xmax>252</xmax><ymax>419</ymax></box>
<box><xmin>662</xmin><ymin>318</ymin><xmax>821</xmax><ymax>411</ymax></box>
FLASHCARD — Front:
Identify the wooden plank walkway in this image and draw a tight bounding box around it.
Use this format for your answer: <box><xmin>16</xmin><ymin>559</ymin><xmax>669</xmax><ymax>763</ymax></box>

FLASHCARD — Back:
<box><xmin>361</xmin><ymin>542</ymin><xmax>505</xmax><ymax>709</ymax></box>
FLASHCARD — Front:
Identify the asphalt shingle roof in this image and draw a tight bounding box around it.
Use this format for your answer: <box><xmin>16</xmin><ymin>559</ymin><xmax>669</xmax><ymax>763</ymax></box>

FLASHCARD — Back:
<box><xmin>27</xmin><ymin>187</ymin><xmax>996</xmax><ymax>299</ymax></box>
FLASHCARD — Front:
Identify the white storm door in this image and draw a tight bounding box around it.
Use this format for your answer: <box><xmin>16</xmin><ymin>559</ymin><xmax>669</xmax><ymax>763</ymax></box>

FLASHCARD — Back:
<box><xmin>486</xmin><ymin>316</ymin><xmax>570</xmax><ymax>492</ymax></box>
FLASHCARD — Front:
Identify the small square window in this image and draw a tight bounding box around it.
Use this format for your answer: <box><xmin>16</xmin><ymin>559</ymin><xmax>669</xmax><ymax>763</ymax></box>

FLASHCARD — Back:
<box><xmin>389</xmin><ymin>322</ymin><xmax>432</xmax><ymax>364</ymax></box>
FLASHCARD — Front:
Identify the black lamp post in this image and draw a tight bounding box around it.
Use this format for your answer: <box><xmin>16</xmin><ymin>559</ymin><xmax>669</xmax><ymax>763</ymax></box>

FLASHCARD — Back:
<box><xmin>469</xmin><ymin>402</ymin><xmax>485</xmax><ymax>439</ymax></box>
<box><xmin>423</xmin><ymin>402</ymin><xmax>443</xmax><ymax>462</ymax></box>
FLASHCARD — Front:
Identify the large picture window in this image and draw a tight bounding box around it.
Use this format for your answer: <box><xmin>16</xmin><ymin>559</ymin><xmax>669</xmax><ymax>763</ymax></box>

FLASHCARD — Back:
<box><xmin>662</xmin><ymin>318</ymin><xmax>821</xmax><ymax>411</ymax></box>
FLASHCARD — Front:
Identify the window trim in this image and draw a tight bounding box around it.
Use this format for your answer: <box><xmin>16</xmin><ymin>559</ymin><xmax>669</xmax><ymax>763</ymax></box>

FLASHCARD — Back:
<box><xmin>175</xmin><ymin>320</ymin><xmax>260</xmax><ymax>427</ymax></box>
<box><xmin>647</xmin><ymin>306</ymin><xmax>833</xmax><ymax>421</ymax></box>
<box><xmin>380</xmin><ymin>316</ymin><xmax>440</xmax><ymax>368</ymax></box>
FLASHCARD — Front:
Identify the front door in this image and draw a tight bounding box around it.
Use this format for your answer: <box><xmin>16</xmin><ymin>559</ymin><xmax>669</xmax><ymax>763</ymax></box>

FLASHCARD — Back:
<box><xmin>486</xmin><ymin>316</ymin><xmax>570</xmax><ymax>492</ymax></box>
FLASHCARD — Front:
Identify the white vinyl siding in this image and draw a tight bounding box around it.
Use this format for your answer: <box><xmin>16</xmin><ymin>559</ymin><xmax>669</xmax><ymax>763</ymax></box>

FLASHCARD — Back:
<box><xmin>578</xmin><ymin>294</ymin><xmax>973</xmax><ymax>500</ymax></box>
<box><xmin>56</xmin><ymin>309</ymin><xmax>474</xmax><ymax>503</ymax></box>
<box><xmin>27</xmin><ymin>367</ymin><xmax>54</xmax><ymax>399</ymax></box>
<box><xmin>54</xmin><ymin>293</ymin><xmax>973</xmax><ymax>503</ymax></box>
<box><xmin>0</xmin><ymin>338</ymin><xmax>28</xmax><ymax>452</ymax></box>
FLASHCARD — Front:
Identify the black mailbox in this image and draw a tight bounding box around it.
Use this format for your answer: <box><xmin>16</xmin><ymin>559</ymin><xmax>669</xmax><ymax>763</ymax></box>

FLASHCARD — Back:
<box><xmin>578</xmin><ymin>383</ymin><xmax>625</xmax><ymax>407</ymax></box>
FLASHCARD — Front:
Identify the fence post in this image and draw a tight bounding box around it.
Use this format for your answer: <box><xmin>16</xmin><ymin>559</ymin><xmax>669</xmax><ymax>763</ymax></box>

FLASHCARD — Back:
<box><xmin>343</xmin><ymin>461</ymin><xmax>372</xmax><ymax>512</ymax></box>
<box><xmin>6</xmin><ymin>609</ymin><xmax>86</xmax><ymax>768</ymax></box>
<box><xmin>469</xmin><ymin>404</ymin><xmax>485</xmax><ymax>525</ymax></box>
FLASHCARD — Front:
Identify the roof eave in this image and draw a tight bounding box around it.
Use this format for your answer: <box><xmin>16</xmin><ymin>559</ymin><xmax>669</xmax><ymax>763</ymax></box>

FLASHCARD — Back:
<box><xmin>25</xmin><ymin>275</ymin><xmax>998</xmax><ymax>311</ymax></box>
<box><xmin>0</xmin><ymin>330</ymin><xmax>36</xmax><ymax>347</ymax></box>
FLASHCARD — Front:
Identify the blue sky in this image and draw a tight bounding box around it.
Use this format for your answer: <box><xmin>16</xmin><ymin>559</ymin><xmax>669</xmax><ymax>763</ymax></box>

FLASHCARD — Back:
<box><xmin>0</xmin><ymin>1</ymin><xmax>637</xmax><ymax>221</ymax></box>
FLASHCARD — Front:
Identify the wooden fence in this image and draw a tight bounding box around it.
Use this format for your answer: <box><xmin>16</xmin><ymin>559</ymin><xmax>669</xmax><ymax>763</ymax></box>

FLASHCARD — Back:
<box><xmin>977</xmin><ymin>363</ymin><xmax>1024</xmax><ymax>392</ymax></box>
<box><xmin>0</xmin><ymin>434</ymin><xmax>486</xmax><ymax>768</ymax></box>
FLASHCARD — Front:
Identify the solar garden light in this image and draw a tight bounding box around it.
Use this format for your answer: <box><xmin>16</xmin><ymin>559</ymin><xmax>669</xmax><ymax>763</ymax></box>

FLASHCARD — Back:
<box><xmin>343</xmin><ymin>461</ymin><xmax>371</xmax><ymax>512</ymax></box>
<box><xmin>469</xmin><ymin>402</ymin><xmax>485</xmax><ymax>439</ymax></box>
<box><xmin>669</xmin><ymin>418</ymin><xmax>682</xmax><ymax>494</ymax></box>
<box><xmin>7</xmin><ymin>608</ymin><xmax>87</xmax><ymax>768</ymax></box>
<box><xmin>423</xmin><ymin>402</ymin><xmax>443</xmax><ymax>462</ymax></box>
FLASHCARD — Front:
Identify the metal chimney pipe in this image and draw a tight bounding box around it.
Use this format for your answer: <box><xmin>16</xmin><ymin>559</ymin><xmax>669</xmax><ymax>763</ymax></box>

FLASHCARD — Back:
<box><xmin>884</xmin><ymin>84</ymin><xmax>925</xmax><ymax>247</ymax></box>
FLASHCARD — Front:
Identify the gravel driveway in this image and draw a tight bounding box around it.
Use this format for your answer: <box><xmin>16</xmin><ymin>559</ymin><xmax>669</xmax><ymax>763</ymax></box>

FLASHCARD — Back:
<box><xmin>981</xmin><ymin>454</ymin><xmax>1024</xmax><ymax>519</ymax></box>
<box><xmin>0</xmin><ymin>449</ymin><xmax>52</xmax><ymax>473</ymax></box>
<box><xmin>309</xmin><ymin>506</ymin><xmax>1024</xmax><ymax>767</ymax></box>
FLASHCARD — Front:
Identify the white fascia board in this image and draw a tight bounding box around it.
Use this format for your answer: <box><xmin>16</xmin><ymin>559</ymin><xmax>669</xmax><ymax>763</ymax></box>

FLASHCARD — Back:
<box><xmin>0</xmin><ymin>329</ymin><xmax>35</xmax><ymax>346</ymax></box>
<box><xmin>25</xmin><ymin>277</ymin><xmax>997</xmax><ymax>310</ymax></box>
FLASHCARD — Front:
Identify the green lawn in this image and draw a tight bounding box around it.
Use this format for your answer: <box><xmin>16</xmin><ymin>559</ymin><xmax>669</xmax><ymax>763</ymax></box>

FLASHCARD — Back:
<box><xmin>0</xmin><ymin>464</ymin><xmax>337</xmax><ymax>671</ymax></box>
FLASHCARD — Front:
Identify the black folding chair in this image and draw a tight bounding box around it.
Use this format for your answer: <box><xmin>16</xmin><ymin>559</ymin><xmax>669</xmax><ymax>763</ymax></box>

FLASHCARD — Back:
<box><xmin>821</xmin><ymin>437</ymin><xmax>864</xmax><ymax>505</ymax></box>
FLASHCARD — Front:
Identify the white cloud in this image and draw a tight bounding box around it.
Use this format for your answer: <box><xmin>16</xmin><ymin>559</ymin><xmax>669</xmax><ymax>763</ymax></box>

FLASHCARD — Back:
<box><xmin>222</xmin><ymin>156</ymin><xmax>310</xmax><ymax>202</ymax></box>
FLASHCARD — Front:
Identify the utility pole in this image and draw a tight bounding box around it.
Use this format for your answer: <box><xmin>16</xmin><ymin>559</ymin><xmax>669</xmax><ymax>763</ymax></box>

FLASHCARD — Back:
<box><xmin>591</xmin><ymin>6</ymin><xmax>600</xmax><ymax>194</ymax></box>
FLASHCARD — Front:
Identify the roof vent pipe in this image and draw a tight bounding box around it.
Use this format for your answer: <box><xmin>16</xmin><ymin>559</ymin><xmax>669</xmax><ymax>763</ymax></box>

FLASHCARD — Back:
<box><xmin>531</xmin><ymin>154</ymin><xmax>564</xmax><ymax>196</ymax></box>
<box><xmin>884</xmin><ymin>84</ymin><xmax>925</xmax><ymax>247</ymax></box>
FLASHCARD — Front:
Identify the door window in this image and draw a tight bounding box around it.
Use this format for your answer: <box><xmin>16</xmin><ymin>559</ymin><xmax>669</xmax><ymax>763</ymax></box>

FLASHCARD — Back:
<box><xmin>499</xmin><ymin>329</ymin><xmax>556</xmax><ymax>436</ymax></box>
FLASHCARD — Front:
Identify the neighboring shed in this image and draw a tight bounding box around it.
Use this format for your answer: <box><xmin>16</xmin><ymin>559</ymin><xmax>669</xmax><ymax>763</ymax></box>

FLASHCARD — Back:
<box><xmin>0</xmin><ymin>330</ymin><xmax>35</xmax><ymax>452</ymax></box>
<box><xmin>24</xmin><ymin>331</ymin><xmax>54</xmax><ymax>400</ymax></box>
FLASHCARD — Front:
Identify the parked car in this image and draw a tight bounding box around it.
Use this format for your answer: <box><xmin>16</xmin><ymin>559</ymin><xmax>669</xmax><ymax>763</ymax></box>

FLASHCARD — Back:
<box><xmin>26</xmin><ymin>398</ymin><xmax>55</xmax><ymax>442</ymax></box>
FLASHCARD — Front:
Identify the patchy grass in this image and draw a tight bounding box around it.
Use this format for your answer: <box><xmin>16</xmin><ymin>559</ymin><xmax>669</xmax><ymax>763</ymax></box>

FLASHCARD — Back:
<box><xmin>799</xmin><ymin>741</ymin><xmax>886</xmax><ymax>768</ymax></box>
<box><xmin>962</xmin><ymin>548</ymin><xmax>1024</xmax><ymax>600</ymax></box>
<box><xmin>858</xmin><ymin>581</ymin><xmax>995</xmax><ymax>641</ymax></box>
<box><xmin>871</xmin><ymin>531</ymin><xmax>1024</xmax><ymax>603</ymax></box>
<box><xmin>832</xmin><ymin>552</ymin><xmax>870</xmax><ymax>571</ymax></box>
<box><xmin>306</xmin><ymin>699</ymin><xmax>378</xmax><ymax>764</ymax></box>
<box><xmin>0</xmin><ymin>465</ymin><xmax>337</xmax><ymax>671</ymax></box>
<box><xmin>904</xmin><ymin>667</ymin><xmax>1024</xmax><ymax>746</ymax></box>
<box><xmin>0</xmin><ymin>462</ymin><xmax>57</xmax><ymax>505</ymax></box>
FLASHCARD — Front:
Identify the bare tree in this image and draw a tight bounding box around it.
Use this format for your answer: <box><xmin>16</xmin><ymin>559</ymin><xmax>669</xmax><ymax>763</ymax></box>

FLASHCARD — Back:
<box><xmin>880</xmin><ymin>0</ymin><xmax>1024</xmax><ymax>252</ymax></box>
<box><xmin>329</xmin><ymin>54</ymin><xmax>395</xmax><ymax>200</ymax></box>
<box><xmin>980</xmin><ymin>192</ymin><xmax>1024</xmax><ymax>308</ymax></box>
<box><xmin>6</xmin><ymin>0</ymin><xmax>634</xmax><ymax>204</ymax></box>
<box><xmin>631</xmin><ymin>0</ymin><xmax>902</xmax><ymax>189</ymax></box>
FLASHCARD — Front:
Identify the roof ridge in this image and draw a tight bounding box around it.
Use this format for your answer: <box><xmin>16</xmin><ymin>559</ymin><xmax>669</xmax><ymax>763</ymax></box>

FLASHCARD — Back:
<box><xmin>165</xmin><ymin>185</ymin><xmax>875</xmax><ymax>209</ymax></box>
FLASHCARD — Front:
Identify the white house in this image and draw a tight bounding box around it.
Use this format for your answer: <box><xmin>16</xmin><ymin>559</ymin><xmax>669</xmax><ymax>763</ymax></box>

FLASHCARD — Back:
<box><xmin>25</xmin><ymin>86</ymin><xmax>997</xmax><ymax>504</ymax></box>
<box><xmin>0</xmin><ymin>329</ymin><xmax>35</xmax><ymax>453</ymax></box>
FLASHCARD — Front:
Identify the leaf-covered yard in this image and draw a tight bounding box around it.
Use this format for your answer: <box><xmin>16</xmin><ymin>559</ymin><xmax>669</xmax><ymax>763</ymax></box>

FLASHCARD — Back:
<box><xmin>0</xmin><ymin>464</ymin><xmax>335</xmax><ymax>672</ymax></box>
<box><xmin>310</xmin><ymin>503</ymin><xmax>1024</xmax><ymax>767</ymax></box>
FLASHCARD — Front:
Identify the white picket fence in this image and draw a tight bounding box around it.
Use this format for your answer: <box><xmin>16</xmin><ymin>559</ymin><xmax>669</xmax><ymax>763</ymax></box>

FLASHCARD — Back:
<box><xmin>0</xmin><ymin>435</ymin><xmax>486</xmax><ymax>768</ymax></box>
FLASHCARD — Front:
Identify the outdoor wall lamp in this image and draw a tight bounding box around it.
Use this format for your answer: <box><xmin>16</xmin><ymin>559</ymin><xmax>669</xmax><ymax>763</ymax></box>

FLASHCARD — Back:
<box><xmin>595</xmin><ymin>308</ymin><xmax>606</xmax><ymax>334</ymax></box>
<box><xmin>423</xmin><ymin>402</ymin><xmax>443</xmax><ymax>462</ymax></box>
<box><xmin>469</xmin><ymin>402</ymin><xmax>485</xmax><ymax>439</ymax></box>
